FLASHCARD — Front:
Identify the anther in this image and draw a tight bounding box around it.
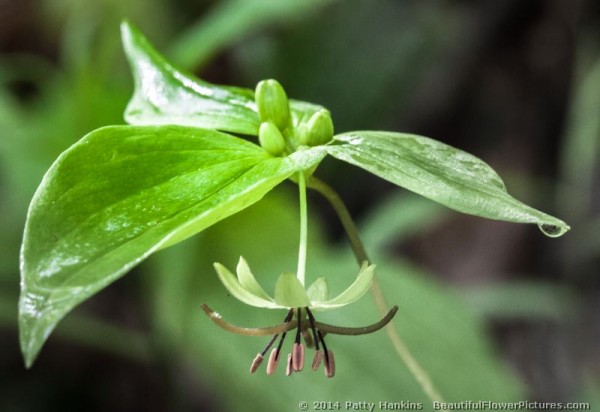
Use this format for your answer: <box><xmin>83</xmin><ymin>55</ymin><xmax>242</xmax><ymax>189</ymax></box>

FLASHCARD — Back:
<box><xmin>286</xmin><ymin>353</ymin><xmax>293</xmax><ymax>376</ymax></box>
<box><xmin>250</xmin><ymin>353</ymin><xmax>263</xmax><ymax>373</ymax></box>
<box><xmin>292</xmin><ymin>343</ymin><xmax>304</xmax><ymax>371</ymax></box>
<box><xmin>266</xmin><ymin>348</ymin><xmax>279</xmax><ymax>375</ymax></box>
<box><xmin>312</xmin><ymin>350</ymin><xmax>324</xmax><ymax>371</ymax></box>
<box><xmin>292</xmin><ymin>308</ymin><xmax>304</xmax><ymax>371</ymax></box>
<box><xmin>324</xmin><ymin>351</ymin><xmax>335</xmax><ymax>378</ymax></box>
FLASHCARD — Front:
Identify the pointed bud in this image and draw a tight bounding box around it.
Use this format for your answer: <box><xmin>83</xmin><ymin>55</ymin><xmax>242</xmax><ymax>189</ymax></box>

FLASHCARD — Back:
<box><xmin>255</xmin><ymin>79</ymin><xmax>290</xmax><ymax>130</ymax></box>
<box><xmin>250</xmin><ymin>353</ymin><xmax>264</xmax><ymax>373</ymax></box>
<box><xmin>324</xmin><ymin>350</ymin><xmax>335</xmax><ymax>378</ymax></box>
<box><xmin>292</xmin><ymin>343</ymin><xmax>305</xmax><ymax>371</ymax></box>
<box><xmin>266</xmin><ymin>348</ymin><xmax>280</xmax><ymax>375</ymax></box>
<box><xmin>312</xmin><ymin>350</ymin><xmax>324</xmax><ymax>371</ymax></box>
<box><xmin>258</xmin><ymin>122</ymin><xmax>286</xmax><ymax>156</ymax></box>
<box><xmin>300</xmin><ymin>110</ymin><xmax>334</xmax><ymax>146</ymax></box>
<box><xmin>286</xmin><ymin>353</ymin><xmax>294</xmax><ymax>376</ymax></box>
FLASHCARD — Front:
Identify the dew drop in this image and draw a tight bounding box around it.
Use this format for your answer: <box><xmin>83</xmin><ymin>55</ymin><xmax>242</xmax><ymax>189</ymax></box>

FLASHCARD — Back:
<box><xmin>538</xmin><ymin>223</ymin><xmax>568</xmax><ymax>238</ymax></box>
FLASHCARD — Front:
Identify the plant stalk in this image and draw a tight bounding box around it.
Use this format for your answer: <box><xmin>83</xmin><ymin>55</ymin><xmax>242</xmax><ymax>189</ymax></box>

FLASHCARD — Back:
<box><xmin>306</xmin><ymin>176</ymin><xmax>445</xmax><ymax>404</ymax></box>
<box><xmin>297</xmin><ymin>172</ymin><xmax>308</xmax><ymax>286</ymax></box>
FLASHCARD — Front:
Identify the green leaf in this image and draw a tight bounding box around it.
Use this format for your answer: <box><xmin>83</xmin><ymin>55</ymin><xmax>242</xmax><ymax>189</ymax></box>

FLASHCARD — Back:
<box><xmin>326</xmin><ymin>131</ymin><xmax>570</xmax><ymax>237</ymax></box>
<box><xmin>274</xmin><ymin>273</ymin><xmax>311</xmax><ymax>308</ymax></box>
<box><xmin>121</xmin><ymin>21</ymin><xmax>258</xmax><ymax>135</ymax></box>
<box><xmin>19</xmin><ymin>125</ymin><xmax>326</xmax><ymax>366</ymax></box>
<box><xmin>121</xmin><ymin>21</ymin><xmax>324</xmax><ymax>135</ymax></box>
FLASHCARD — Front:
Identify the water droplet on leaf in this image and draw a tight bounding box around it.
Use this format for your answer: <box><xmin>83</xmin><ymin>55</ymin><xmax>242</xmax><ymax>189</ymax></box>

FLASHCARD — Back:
<box><xmin>538</xmin><ymin>223</ymin><xmax>568</xmax><ymax>238</ymax></box>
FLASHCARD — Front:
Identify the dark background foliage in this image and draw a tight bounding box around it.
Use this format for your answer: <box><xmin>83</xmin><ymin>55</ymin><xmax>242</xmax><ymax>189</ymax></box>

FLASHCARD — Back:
<box><xmin>1</xmin><ymin>0</ymin><xmax>599</xmax><ymax>410</ymax></box>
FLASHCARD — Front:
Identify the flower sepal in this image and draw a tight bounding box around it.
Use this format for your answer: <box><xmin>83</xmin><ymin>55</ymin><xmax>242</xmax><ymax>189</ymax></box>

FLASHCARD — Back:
<box><xmin>214</xmin><ymin>257</ymin><xmax>375</xmax><ymax>310</ymax></box>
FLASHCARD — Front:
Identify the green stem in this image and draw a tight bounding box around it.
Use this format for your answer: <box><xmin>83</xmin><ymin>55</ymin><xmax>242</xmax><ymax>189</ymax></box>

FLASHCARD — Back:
<box><xmin>297</xmin><ymin>172</ymin><xmax>308</xmax><ymax>286</ymax></box>
<box><xmin>306</xmin><ymin>176</ymin><xmax>445</xmax><ymax>404</ymax></box>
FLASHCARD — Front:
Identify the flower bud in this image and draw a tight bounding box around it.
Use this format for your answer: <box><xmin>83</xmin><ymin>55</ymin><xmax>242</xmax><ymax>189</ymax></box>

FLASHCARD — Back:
<box><xmin>255</xmin><ymin>79</ymin><xmax>291</xmax><ymax>130</ymax></box>
<box><xmin>258</xmin><ymin>122</ymin><xmax>286</xmax><ymax>156</ymax></box>
<box><xmin>299</xmin><ymin>110</ymin><xmax>334</xmax><ymax>146</ymax></box>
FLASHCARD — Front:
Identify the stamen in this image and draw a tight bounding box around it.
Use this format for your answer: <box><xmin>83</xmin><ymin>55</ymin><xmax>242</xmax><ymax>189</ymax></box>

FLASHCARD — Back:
<box><xmin>266</xmin><ymin>309</ymin><xmax>294</xmax><ymax>375</ymax></box>
<box><xmin>305</xmin><ymin>308</ymin><xmax>320</xmax><ymax>350</ymax></box>
<box><xmin>286</xmin><ymin>353</ymin><xmax>293</xmax><ymax>376</ymax></box>
<box><xmin>292</xmin><ymin>308</ymin><xmax>305</xmax><ymax>371</ymax></box>
<box><xmin>272</xmin><ymin>308</ymin><xmax>294</xmax><ymax>368</ymax></box>
<box><xmin>266</xmin><ymin>348</ymin><xmax>279</xmax><ymax>375</ymax></box>
<box><xmin>312</xmin><ymin>350</ymin><xmax>324</xmax><ymax>371</ymax></box>
<box><xmin>250</xmin><ymin>353</ymin><xmax>263</xmax><ymax>373</ymax></box>
<box><xmin>324</xmin><ymin>350</ymin><xmax>335</xmax><ymax>378</ymax></box>
<box><xmin>292</xmin><ymin>343</ymin><xmax>304</xmax><ymax>371</ymax></box>
<box><xmin>259</xmin><ymin>309</ymin><xmax>294</xmax><ymax>357</ymax></box>
<box><xmin>317</xmin><ymin>329</ymin><xmax>333</xmax><ymax>377</ymax></box>
<box><xmin>259</xmin><ymin>334</ymin><xmax>279</xmax><ymax>357</ymax></box>
<box><xmin>306</xmin><ymin>307</ymin><xmax>326</xmax><ymax>373</ymax></box>
<box><xmin>295</xmin><ymin>308</ymin><xmax>302</xmax><ymax>345</ymax></box>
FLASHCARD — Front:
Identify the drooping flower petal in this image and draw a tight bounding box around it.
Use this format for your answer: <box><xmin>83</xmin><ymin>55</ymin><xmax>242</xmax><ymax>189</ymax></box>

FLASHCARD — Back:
<box><xmin>274</xmin><ymin>273</ymin><xmax>311</xmax><ymax>308</ymax></box>
<box><xmin>214</xmin><ymin>263</ymin><xmax>280</xmax><ymax>308</ymax></box>
<box><xmin>306</xmin><ymin>277</ymin><xmax>329</xmax><ymax>302</ymax></box>
<box><xmin>236</xmin><ymin>257</ymin><xmax>273</xmax><ymax>301</ymax></box>
<box><xmin>311</xmin><ymin>262</ymin><xmax>375</xmax><ymax>310</ymax></box>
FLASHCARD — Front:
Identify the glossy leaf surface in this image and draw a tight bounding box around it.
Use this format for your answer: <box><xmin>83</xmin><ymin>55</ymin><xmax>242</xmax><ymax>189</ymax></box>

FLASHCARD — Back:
<box><xmin>122</xmin><ymin>21</ymin><xmax>324</xmax><ymax>135</ymax></box>
<box><xmin>19</xmin><ymin>125</ymin><xmax>325</xmax><ymax>366</ymax></box>
<box><xmin>326</xmin><ymin>131</ymin><xmax>569</xmax><ymax>236</ymax></box>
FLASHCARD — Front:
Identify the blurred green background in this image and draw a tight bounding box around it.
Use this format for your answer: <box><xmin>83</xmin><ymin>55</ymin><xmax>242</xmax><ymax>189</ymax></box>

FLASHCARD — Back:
<box><xmin>1</xmin><ymin>0</ymin><xmax>599</xmax><ymax>411</ymax></box>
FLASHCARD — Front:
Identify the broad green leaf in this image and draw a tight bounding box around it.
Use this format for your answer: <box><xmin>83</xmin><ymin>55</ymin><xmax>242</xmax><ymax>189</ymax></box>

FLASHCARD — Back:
<box><xmin>274</xmin><ymin>273</ymin><xmax>311</xmax><ymax>308</ymax></box>
<box><xmin>19</xmin><ymin>125</ymin><xmax>326</xmax><ymax>366</ymax></box>
<box><xmin>121</xmin><ymin>21</ymin><xmax>324</xmax><ymax>135</ymax></box>
<box><xmin>327</xmin><ymin>131</ymin><xmax>570</xmax><ymax>237</ymax></box>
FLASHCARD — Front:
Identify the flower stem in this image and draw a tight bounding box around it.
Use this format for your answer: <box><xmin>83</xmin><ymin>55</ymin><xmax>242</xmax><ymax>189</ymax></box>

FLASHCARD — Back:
<box><xmin>297</xmin><ymin>172</ymin><xmax>308</xmax><ymax>286</ymax></box>
<box><xmin>306</xmin><ymin>176</ymin><xmax>445</xmax><ymax>404</ymax></box>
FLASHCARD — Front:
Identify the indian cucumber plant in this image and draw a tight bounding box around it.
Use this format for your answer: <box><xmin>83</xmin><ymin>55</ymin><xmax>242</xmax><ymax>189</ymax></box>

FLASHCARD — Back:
<box><xmin>19</xmin><ymin>21</ymin><xmax>569</xmax><ymax>398</ymax></box>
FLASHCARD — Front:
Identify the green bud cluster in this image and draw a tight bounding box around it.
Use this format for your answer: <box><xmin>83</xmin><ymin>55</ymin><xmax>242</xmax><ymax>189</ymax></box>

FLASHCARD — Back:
<box><xmin>299</xmin><ymin>109</ymin><xmax>334</xmax><ymax>147</ymax></box>
<box><xmin>255</xmin><ymin>79</ymin><xmax>291</xmax><ymax>131</ymax></box>
<box><xmin>255</xmin><ymin>79</ymin><xmax>335</xmax><ymax>155</ymax></box>
<box><xmin>258</xmin><ymin>122</ymin><xmax>286</xmax><ymax>156</ymax></box>
<box><xmin>255</xmin><ymin>79</ymin><xmax>292</xmax><ymax>156</ymax></box>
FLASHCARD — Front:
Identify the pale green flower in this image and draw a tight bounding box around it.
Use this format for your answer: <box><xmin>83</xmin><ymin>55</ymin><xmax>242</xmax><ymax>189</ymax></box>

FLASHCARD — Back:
<box><xmin>202</xmin><ymin>257</ymin><xmax>396</xmax><ymax>378</ymax></box>
<box><xmin>213</xmin><ymin>257</ymin><xmax>375</xmax><ymax>310</ymax></box>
